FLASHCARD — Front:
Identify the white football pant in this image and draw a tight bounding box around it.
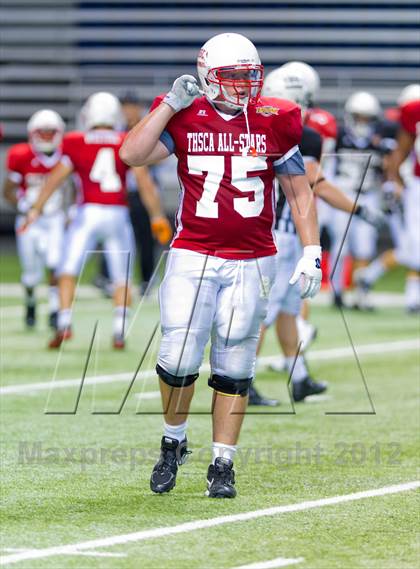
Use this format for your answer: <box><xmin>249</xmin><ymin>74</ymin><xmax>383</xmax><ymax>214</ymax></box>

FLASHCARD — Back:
<box><xmin>395</xmin><ymin>182</ymin><xmax>420</xmax><ymax>271</ymax></box>
<box><xmin>264</xmin><ymin>231</ymin><xmax>302</xmax><ymax>326</ymax></box>
<box><xmin>15</xmin><ymin>211</ymin><xmax>65</xmax><ymax>287</ymax></box>
<box><xmin>329</xmin><ymin>191</ymin><xmax>379</xmax><ymax>293</ymax></box>
<box><xmin>158</xmin><ymin>248</ymin><xmax>276</xmax><ymax>379</ymax></box>
<box><xmin>58</xmin><ymin>204</ymin><xmax>135</xmax><ymax>285</ymax></box>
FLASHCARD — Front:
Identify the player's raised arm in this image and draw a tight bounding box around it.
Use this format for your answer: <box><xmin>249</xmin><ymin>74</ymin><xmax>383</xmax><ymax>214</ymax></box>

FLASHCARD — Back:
<box><xmin>132</xmin><ymin>165</ymin><xmax>173</xmax><ymax>245</ymax></box>
<box><xmin>120</xmin><ymin>75</ymin><xmax>200</xmax><ymax>166</ymax></box>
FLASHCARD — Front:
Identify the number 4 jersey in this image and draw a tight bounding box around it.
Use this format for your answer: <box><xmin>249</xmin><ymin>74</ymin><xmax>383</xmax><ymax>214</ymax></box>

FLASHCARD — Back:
<box><xmin>61</xmin><ymin>130</ymin><xmax>129</xmax><ymax>206</ymax></box>
<box><xmin>151</xmin><ymin>95</ymin><xmax>303</xmax><ymax>259</ymax></box>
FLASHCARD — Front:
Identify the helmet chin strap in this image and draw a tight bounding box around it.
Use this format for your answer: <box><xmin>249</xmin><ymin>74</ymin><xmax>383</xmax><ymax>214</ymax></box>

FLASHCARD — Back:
<box><xmin>241</xmin><ymin>103</ymin><xmax>257</xmax><ymax>157</ymax></box>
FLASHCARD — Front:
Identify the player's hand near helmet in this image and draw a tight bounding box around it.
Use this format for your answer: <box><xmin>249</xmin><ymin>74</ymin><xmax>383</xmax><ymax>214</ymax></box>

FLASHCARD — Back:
<box><xmin>151</xmin><ymin>216</ymin><xmax>173</xmax><ymax>245</ymax></box>
<box><xmin>355</xmin><ymin>204</ymin><xmax>387</xmax><ymax>229</ymax></box>
<box><xmin>289</xmin><ymin>245</ymin><xmax>322</xmax><ymax>299</ymax></box>
<box><xmin>163</xmin><ymin>75</ymin><xmax>201</xmax><ymax>112</ymax></box>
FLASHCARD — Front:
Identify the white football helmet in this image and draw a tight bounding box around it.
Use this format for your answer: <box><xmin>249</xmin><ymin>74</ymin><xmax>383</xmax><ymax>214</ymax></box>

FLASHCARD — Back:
<box><xmin>197</xmin><ymin>33</ymin><xmax>264</xmax><ymax>109</ymax></box>
<box><xmin>27</xmin><ymin>109</ymin><xmax>65</xmax><ymax>153</ymax></box>
<box><xmin>263</xmin><ymin>65</ymin><xmax>311</xmax><ymax>113</ymax></box>
<box><xmin>397</xmin><ymin>83</ymin><xmax>420</xmax><ymax>106</ymax></box>
<box><xmin>281</xmin><ymin>61</ymin><xmax>320</xmax><ymax>106</ymax></box>
<box><xmin>83</xmin><ymin>92</ymin><xmax>122</xmax><ymax>130</ymax></box>
<box><xmin>344</xmin><ymin>91</ymin><xmax>381</xmax><ymax>138</ymax></box>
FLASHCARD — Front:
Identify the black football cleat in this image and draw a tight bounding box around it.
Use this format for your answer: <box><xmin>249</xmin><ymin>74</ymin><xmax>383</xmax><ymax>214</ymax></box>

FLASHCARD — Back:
<box><xmin>292</xmin><ymin>376</ymin><xmax>328</xmax><ymax>402</ymax></box>
<box><xmin>248</xmin><ymin>384</ymin><xmax>280</xmax><ymax>407</ymax></box>
<box><xmin>206</xmin><ymin>457</ymin><xmax>237</xmax><ymax>499</ymax></box>
<box><xmin>150</xmin><ymin>436</ymin><xmax>190</xmax><ymax>494</ymax></box>
<box><xmin>25</xmin><ymin>304</ymin><xmax>36</xmax><ymax>328</ymax></box>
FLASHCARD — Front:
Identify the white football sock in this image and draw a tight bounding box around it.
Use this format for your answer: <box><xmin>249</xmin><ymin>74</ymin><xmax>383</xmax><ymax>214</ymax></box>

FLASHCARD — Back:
<box><xmin>113</xmin><ymin>306</ymin><xmax>129</xmax><ymax>337</ymax></box>
<box><xmin>163</xmin><ymin>421</ymin><xmax>187</xmax><ymax>443</ymax></box>
<box><xmin>405</xmin><ymin>276</ymin><xmax>420</xmax><ymax>309</ymax></box>
<box><xmin>212</xmin><ymin>442</ymin><xmax>237</xmax><ymax>464</ymax></box>
<box><xmin>285</xmin><ymin>355</ymin><xmax>308</xmax><ymax>383</ymax></box>
<box><xmin>58</xmin><ymin>309</ymin><xmax>72</xmax><ymax>330</ymax></box>
<box><xmin>362</xmin><ymin>258</ymin><xmax>386</xmax><ymax>286</ymax></box>
<box><xmin>48</xmin><ymin>286</ymin><xmax>59</xmax><ymax>313</ymax></box>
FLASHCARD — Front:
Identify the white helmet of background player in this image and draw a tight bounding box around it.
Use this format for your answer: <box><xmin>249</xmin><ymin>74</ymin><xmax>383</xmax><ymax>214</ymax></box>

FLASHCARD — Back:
<box><xmin>263</xmin><ymin>64</ymin><xmax>312</xmax><ymax>115</ymax></box>
<box><xmin>27</xmin><ymin>109</ymin><xmax>65</xmax><ymax>154</ymax></box>
<box><xmin>281</xmin><ymin>61</ymin><xmax>320</xmax><ymax>106</ymax></box>
<box><xmin>197</xmin><ymin>32</ymin><xmax>264</xmax><ymax>110</ymax></box>
<box><xmin>83</xmin><ymin>92</ymin><xmax>122</xmax><ymax>130</ymax></box>
<box><xmin>344</xmin><ymin>91</ymin><xmax>381</xmax><ymax>139</ymax></box>
<box><xmin>397</xmin><ymin>83</ymin><xmax>420</xmax><ymax>107</ymax></box>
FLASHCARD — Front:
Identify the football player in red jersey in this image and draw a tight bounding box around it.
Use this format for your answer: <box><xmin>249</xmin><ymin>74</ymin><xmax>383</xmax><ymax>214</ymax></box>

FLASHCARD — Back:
<box><xmin>355</xmin><ymin>83</ymin><xmax>420</xmax><ymax>313</ymax></box>
<box><xmin>3</xmin><ymin>109</ymin><xmax>66</xmax><ymax>329</ymax></box>
<box><xmin>120</xmin><ymin>33</ymin><xmax>322</xmax><ymax>498</ymax></box>
<box><xmin>24</xmin><ymin>92</ymin><xmax>172</xmax><ymax>349</ymax></box>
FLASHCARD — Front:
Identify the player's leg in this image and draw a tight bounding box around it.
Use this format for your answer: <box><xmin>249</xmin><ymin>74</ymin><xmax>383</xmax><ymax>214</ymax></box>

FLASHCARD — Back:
<box><xmin>207</xmin><ymin>255</ymin><xmax>275</xmax><ymax>497</ymax></box>
<box><xmin>329</xmin><ymin>207</ymin><xmax>350</xmax><ymax>307</ymax></box>
<box><xmin>49</xmin><ymin>206</ymin><xmax>98</xmax><ymax>347</ymax></box>
<box><xmin>350</xmin><ymin>196</ymin><xmax>378</xmax><ymax>310</ymax></box>
<box><xmin>15</xmin><ymin>217</ymin><xmax>43</xmax><ymax>328</ymax></box>
<box><xmin>397</xmin><ymin>183</ymin><xmax>420</xmax><ymax>312</ymax></box>
<box><xmin>150</xmin><ymin>249</ymin><xmax>217</xmax><ymax>494</ymax></box>
<box><xmin>275</xmin><ymin>310</ymin><xmax>327</xmax><ymax>402</ymax></box>
<box><xmin>103</xmin><ymin>207</ymin><xmax>135</xmax><ymax>349</ymax></box>
<box><xmin>251</xmin><ymin>243</ymin><xmax>290</xmax><ymax>405</ymax></box>
<box><xmin>43</xmin><ymin>212</ymin><xmax>65</xmax><ymax>329</ymax></box>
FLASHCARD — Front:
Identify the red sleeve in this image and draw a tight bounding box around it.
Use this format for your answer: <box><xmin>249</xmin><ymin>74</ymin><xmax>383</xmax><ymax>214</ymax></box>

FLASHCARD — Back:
<box><xmin>305</xmin><ymin>109</ymin><xmax>338</xmax><ymax>140</ymax></box>
<box><xmin>400</xmin><ymin>101</ymin><xmax>420</xmax><ymax>135</ymax></box>
<box><xmin>61</xmin><ymin>132</ymin><xmax>83</xmax><ymax>168</ymax></box>
<box><xmin>6</xmin><ymin>145</ymin><xmax>23</xmax><ymax>173</ymax></box>
<box><xmin>149</xmin><ymin>94</ymin><xmax>167</xmax><ymax>113</ymax></box>
<box><xmin>273</xmin><ymin>101</ymin><xmax>303</xmax><ymax>155</ymax></box>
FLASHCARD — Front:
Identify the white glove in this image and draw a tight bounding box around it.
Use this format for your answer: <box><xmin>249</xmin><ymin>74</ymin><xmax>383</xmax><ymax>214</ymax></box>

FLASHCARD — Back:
<box><xmin>163</xmin><ymin>75</ymin><xmax>200</xmax><ymax>112</ymax></box>
<box><xmin>289</xmin><ymin>245</ymin><xmax>322</xmax><ymax>299</ymax></box>
<box><xmin>355</xmin><ymin>204</ymin><xmax>387</xmax><ymax>229</ymax></box>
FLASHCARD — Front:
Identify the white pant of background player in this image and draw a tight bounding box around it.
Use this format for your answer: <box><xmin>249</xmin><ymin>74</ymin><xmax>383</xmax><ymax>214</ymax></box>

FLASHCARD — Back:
<box><xmin>395</xmin><ymin>183</ymin><xmax>420</xmax><ymax>271</ymax></box>
<box><xmin>264</xmin><ymin>231</ymin><xmax>302</xmax><ymax>325</ymax></box>
<box><xmin>329</xmin><ymin>191</ymin><xmax>379</xmax><ymax>295</ymax></box>
<box><xmin>15</xmin><ymin>211</ymin><xmax>65</xmax><ymax>287</ymax></box>
<box><xmin>58</xmin><ymin>203</ymin><xmax>135</xmax><ymax>284</ymax></box>
<box><xmin>158</xmin><ymin>248</ymin><xmax>276</xmax><ymax>380</ymax></box>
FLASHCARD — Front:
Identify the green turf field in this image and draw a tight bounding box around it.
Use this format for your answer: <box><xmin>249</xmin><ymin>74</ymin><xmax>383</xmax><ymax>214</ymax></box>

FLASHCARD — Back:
<box><xmin>1</xmin><ymin>254</ymin><xmax>419</xmax><ymax>568</ymax></box>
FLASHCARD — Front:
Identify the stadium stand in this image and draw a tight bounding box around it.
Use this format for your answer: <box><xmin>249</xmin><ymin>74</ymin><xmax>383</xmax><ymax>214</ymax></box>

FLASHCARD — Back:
<box><xmin>1</xmin><ymin>0</ymin><xmax>419</xmax><ymax>141</ymax></box>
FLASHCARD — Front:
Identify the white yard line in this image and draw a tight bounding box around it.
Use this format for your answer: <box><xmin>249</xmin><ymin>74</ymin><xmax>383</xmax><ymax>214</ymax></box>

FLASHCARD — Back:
<box><xmin>2</xmin><ymin>549</ymin><xmax>125</xmax><ymax>558</ymax></box>
<box><xmin>234</xmin><ymin>557</ymin><xmax>304</xmax><ymax>569</ymax></box>
<box><xmin>1</xmin><ymin>338</ymin><xmax>419</xmax><ymax>396</ymax></box>
<box><xmin>1</xmin><ymin>481</ymin><xmax>418</xmax><ymax>566</ymax></box>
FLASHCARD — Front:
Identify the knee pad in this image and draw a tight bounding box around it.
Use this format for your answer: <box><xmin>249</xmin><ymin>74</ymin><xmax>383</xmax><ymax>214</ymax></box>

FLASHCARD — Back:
<box><xmin>156</xmin><ymin>363</ymin><xmax>199</xmax><ymax>388</ymax></box>
<box><xmin>208</xmin><ymin>374</ymin><xmax>252</xmax><ymax>397</ymax></box>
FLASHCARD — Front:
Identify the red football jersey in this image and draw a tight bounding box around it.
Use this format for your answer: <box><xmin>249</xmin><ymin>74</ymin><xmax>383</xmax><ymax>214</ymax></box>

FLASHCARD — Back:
<box><xmin>151</xmin><ymin>95</ymin><xmax>302</xmax><ymax>259</ymax></box>
<box><xmin>62</xmin><ymin>130</ymin><xmax>129</xmax><ymax>206</ymax></box>
<box><xmin>399</xmin><ymin>100</ymin><xmax>420</xmax><ymax>177</ymax></box>
<box><xmin>305</xmin><ymin>107</ymin><xmax>337</xmax><ymax>155</ymax></box>
<box><xmin>6</xmin><ymin>142</ymin><xmax>64</xmax><ymax>213</ymax></box>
